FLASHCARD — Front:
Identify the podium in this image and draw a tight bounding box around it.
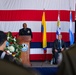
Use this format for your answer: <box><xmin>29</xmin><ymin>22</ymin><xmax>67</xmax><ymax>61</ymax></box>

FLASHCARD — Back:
<box><xmin>17</xmin><ymin>36</ymin><xmax>31</xmax><ymax>66</ymax></box>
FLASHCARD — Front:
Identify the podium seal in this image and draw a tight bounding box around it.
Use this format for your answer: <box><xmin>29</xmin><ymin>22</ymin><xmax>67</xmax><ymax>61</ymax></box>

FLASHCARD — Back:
<box><xmin>21</xmin><ymin>43</ymin><xmax>28</xmax><ymax>52</ymax></box>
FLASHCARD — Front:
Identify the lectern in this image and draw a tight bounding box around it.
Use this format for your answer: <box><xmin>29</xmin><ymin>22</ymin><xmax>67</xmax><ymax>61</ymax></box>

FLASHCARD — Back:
<box><xmin>17</xmin><ymin>36</ymin><xmax>31</xmax><ymax>66</ymax></box>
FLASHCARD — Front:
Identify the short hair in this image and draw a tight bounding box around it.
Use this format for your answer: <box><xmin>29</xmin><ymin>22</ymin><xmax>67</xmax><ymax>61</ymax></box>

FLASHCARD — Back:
<box><xmin>0</xmin><ymin>31</ymin><xmax>7</xmax><ymax>46</ymax></box>
<box><xmin>23</xmin><ymin>23</ymin><xmax>27</xmax><ymax>27</ymax></box>
<box><xmin>58</xmin><ymin>34</ymin><xmax>62</xmax><ymax>37</ymax></box>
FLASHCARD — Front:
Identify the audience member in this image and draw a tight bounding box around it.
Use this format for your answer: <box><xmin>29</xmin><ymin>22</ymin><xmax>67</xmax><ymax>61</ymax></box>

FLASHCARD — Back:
<box><xmin>0</xmin><ymin>31</ymin><xmax>14</xmax><ymax>62</ymax></box>
<box><xmin>0</xmin><ymin>59</ymin><xmax>39</xmax><ymax>75</ymax></box>
<box><xmin>0</xmin><ymin>30</ymin><xmax>39</xmax><ymax>75</ymax></box>
<box><xmin>57</xmin><ymin>43</ymin><xmax>76</xmax><ymax>75</ymax></box>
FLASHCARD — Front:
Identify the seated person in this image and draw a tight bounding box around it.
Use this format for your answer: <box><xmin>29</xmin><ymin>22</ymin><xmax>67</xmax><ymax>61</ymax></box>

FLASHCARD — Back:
<box><xmin>52</xmin><ymin>34</ymin><xmax>66</xmax><ymax>64</ymax></box>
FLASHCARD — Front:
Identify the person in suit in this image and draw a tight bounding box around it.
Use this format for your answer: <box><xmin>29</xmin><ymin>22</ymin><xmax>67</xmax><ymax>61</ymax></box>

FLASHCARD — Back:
<box><xmin>57</xmin><ymin>43</ymin><xmax>76</xmax><ymax>75</ymax></box>
<box><xmin>52</xmin><ymin>34</ymin><xmax>66</xmax><ymax>64</ymax></box>
<box><xmin>19</xmin><ymin>23</ymin><xmax>33</xmax><ymax>38</ymax></box>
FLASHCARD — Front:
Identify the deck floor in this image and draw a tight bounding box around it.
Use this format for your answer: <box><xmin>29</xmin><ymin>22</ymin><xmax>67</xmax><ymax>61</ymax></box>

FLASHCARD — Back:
<box><xmin>31</xmin><ymin>61</ymin><xmax>58</xmax><ymax>67</ymax></box>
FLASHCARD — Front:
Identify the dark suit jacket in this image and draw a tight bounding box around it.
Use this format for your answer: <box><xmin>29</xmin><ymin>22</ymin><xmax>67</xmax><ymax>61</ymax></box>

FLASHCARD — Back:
<box><xmin>52</xmin><ymin>39</ymin><xmax>66</xmax><ymax>54</ymax></box>
<box><xmin>0</xmin><ymin>51</ymin><xmax>40</xmax><ymax>75</ymax></box>
<box><xmin>19</xmin><ymin>28</ymin><xmax>33</xmax><ymax>38</ymax></box>
<box><xmin>0</xmin><ymin>60</ymin><xmax>39</xmax><ymax>75</ymax></box>
<box><xmin>0</xmin><ymin>51</ymin><xmax>14</xmax><ymax>62</ymax></box>
<box><xmin>57</xmin><ymin>43</ymin><xmax>76</xmax><ymax>75</ymax></box>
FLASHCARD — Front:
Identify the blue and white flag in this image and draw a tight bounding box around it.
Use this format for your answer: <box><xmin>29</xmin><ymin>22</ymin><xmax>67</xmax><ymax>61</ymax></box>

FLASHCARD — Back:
<box><xmin>56</xmin><ymin>13</ymin><xmax>61</xmax><ymax>38</ymax></box>
<box><xmin>69</xmin><ymin>11</ymin><xmax>74</xmax><ymax>45</ymax></box>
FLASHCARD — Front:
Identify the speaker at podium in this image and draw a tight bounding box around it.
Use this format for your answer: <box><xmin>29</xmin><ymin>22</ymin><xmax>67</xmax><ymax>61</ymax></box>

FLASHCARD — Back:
<box><xmin>17</xmin><ymin>35</ymin><xmax>31</xmax><ymax>66</ymax></box>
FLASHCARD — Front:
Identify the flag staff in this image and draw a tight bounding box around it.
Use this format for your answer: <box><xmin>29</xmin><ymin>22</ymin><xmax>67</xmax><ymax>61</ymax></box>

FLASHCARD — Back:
<box><xmin>41</xmin><ymin>9</ymin><xmax>48</xmax><ymax>64</ymax></box>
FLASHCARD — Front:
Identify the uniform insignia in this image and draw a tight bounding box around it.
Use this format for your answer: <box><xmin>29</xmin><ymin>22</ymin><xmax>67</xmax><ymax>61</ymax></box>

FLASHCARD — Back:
<box><xmin>27</xmin><ymin>30</ymin><xmax>30</xmax><ymax>33</ymax></box>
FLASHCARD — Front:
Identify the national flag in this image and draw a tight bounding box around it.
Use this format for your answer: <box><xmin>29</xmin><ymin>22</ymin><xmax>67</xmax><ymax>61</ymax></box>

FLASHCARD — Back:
<box><xmin>0</xmin><ymin>0</ymin><xmax>75</xmax><ymax>61</ymax></box>
<box><xmin>41</xmin><ymin>12</ymin><xmax>47</xmax><ymax>50</ymax></box>
<box><xmin>69</xmin><ymin>11</ymin><xmax>74</xmax><ymax>45</ymax></box>
<box><xmin>56</xmin><ymin>13</ymin><xmax>61</xmax><ymax>38</ymax></box>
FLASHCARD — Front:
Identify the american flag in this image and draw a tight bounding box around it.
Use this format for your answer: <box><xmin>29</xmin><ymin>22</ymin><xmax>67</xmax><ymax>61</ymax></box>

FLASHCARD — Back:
<box><xmin>0</xmin><ymin>0</ymin><xmax>75</xmax><ymax>60</ymax></box>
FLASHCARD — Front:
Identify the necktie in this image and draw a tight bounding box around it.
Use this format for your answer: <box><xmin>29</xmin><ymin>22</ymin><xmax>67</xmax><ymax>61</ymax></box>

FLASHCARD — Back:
<box><xmin>58</xmin><ymin>40</ymin><xmax>62</xmax><ymax>50</ymax></box>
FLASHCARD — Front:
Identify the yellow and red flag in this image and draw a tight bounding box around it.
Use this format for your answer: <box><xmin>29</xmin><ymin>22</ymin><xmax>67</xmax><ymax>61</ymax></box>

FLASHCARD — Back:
<box><xmin>41</xmin><ymin>12</ymin><xmax>47</xmax><ymax>50</ymax></box>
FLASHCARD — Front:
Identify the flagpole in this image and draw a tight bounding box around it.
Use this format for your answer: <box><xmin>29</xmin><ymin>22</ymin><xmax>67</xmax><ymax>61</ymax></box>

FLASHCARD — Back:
<box><xmin>59</xmin><ymin>0</ymin><xmax>60</xmax><ymax>17</ymax></box>
<box><xmin>69</xmin><ymin>0</ymin><xmax>75</xmax><ymax>45</ymax></box>
<box><xmin>44</xmin><ymin>9</ymin><xmax>47</xmax><ymax>62</ymax></box>
<box><xmin>58</xmin><ymin>10</ymin><xmax>60</xmax><ymax>20</ymax></box>
<box><xmin>42</xmin><ymin>0</ymin><xmax>47</xmax><ymax>63</ymax></box>
<box><xmin>41</xmin><ymin>9</ymin><xmax>48</xmax><ymax>64</ymax></box>
<box><xmin>56</xmin><ymin>0</ymin><xmax>61</xmax><ymax>38</ymax></box>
